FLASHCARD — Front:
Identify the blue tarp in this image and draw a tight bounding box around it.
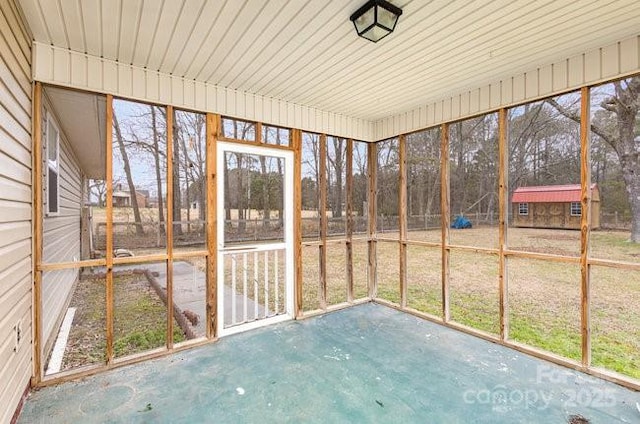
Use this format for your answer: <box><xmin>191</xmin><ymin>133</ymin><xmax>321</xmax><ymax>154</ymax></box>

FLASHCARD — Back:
<box><xmin>451</xmin><ymin>215</ymin><xmax>472</xmax><ymax>229</ymax></box>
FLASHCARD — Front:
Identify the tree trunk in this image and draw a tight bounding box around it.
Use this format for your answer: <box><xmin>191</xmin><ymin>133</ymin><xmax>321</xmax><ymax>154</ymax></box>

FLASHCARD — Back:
<box><xmin>113</xmin><ymin>112</ymin><xmax>144</xmax><ymax>236</ymax></box>
<box><xmin>171</xmin><ymin>112</ymin><xmax>183</xmax><ymax>236</ymax></box>
<box><xmin>277</xmin><ymin>158</ymin><xmax>284</xmax><ymax>229</ymax></box>
<box><xmin>260</xmin><ymin>156</ymin><xmax>270</xmax><ymax>228</ymax></box>
<box><xmin>150</xmin><ymin>108</ymin><xmax>166</xmax><ymax>237</ymax></box>
<box><xmin>621</xmin><ymin>153</ymin><xmax>640</xmax><ymax>242</ymax></box>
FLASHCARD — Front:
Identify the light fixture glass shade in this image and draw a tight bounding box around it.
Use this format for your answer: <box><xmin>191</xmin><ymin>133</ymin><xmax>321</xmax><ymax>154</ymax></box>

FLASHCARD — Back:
<box><xmin>360</xmin><ymin>25</ymin><xmax>391</xmax><ymax>43</ymax></box>
<box><xmin>376</xmin><ymin>5</ymin><xmax>399</xmax><ymax>31</ymax></box>
<box><xmin>350</xmin><ymin>0</ymin><xmax>403</xmax><ymax>43</ymax></box>
<box><xmin>354</xmin><ymin>7</ymin><xmax>375</xmax><ymax>34</ymax></box>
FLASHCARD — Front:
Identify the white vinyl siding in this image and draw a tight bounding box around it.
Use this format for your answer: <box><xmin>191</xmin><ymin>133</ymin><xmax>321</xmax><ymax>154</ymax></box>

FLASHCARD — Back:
<box><xmin>31</xmin><ymin>34</ymin><xmax>640</xmax><ymax>143</ymax></box>
<box><xmin>31</xmin><ymin>43</ymin><xmax>373</xmax><ymax>142</ymax></box>
<box><xmin>45</xmin><ymin>114</ymin><xmax>59</xmax><ymax>215</ymax></box>
<box><xmin>40</xmin><ymin>98</ymin><xmax>83</xmax><ymax>362</ymax></box>
<box><xmin>0</xmin><ymin>0</ymin><xmax>32</xmax><ymax>422</ymax></box>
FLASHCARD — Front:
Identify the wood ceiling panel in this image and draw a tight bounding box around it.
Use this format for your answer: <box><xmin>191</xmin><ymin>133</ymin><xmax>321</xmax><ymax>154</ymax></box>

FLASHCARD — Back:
<box><xmin>307</xmin><ymin>0</ymin><xmax>634</xmax><ymax>117</ymax></box>
<box><xmin>169</xmin><ymin>0</ymin><xmax>226</xmax><ymax>78</ymax></box>
<box><xmin>59</xmin><ymin>0</ymin><xmax>85</xmax><ymax>52</ymax></box>
<box><xmin>14</xmin><ymin>0</ymin><xmax>49</xmax><ymax>43</ymax></box>
<box><xmin>313</xmin><ymin>0</ymin><xmax>591</xmax><ymax>114</ymax></box>
<box><xmin>207</xmin><ymin>0</ymin><xmax>297</xmax><ymax>85</ymax></box>
<box><xmin>145</xmin><ymin>0</ymin><xmax>185</xmax><ymax>71</ymax></box>
<box><xmin>349</xmin><ymin>3</ymin><xmax>640</xmax><ymax>119</ymax></box>
<box><xmin>80</xmin><ymin>0</ymin><xmax>102</xmax><ymax>56</ymax></box>
<box><xmin>215</xmin><ymin>0</ymin><xmax>316</xmax><ymax>87</ymax></box>
<box><xmin>226</xmin><ymin>0</ymin><xmax>353</xmax><ymax>90</ymax></box>
<box><xmin>184</xmin><ymin>0</ymin><xmax>246</xmax><ymax>80</ymax></box>
<box><xmin>117</xmin><ymin>0</ymin><xmax>143</xmax><ymax>65</ymax></box>
<box><xmin>100</xmin><ymin>0</ymin><xmax>121</xmax><ymax>60</ymax></box>
<box><xmin>17</xmin><ymin>0</ymin><xmax>640</xmax><ymax>121</ymax></box>
<box><xmin>130</xmin><ymin>0</ymin><xmax>163</xmax><ymax>67</ymax></box>
<box><xmin>37</xmin><ymin>0</ymin><xmax>66</xmax><ymax>46</ymax></box>
<box><xmin>159</xmin><ymin>0</ymin><xmax>206</xmax><ymax>73</ymax></box>
<box><xmin>248</xmin><ymin>1</ymin><xmax>365</xmax><ymax>95</ymax></box>
<box><xmin>196</xmin><ymin>0</ymin><xmax>268</xmax><ymax>82</ymax></box>
<box><xmin>281</xmin><ymin>0</ymin><xmax>496</xmax><ymax>104</ymax></box>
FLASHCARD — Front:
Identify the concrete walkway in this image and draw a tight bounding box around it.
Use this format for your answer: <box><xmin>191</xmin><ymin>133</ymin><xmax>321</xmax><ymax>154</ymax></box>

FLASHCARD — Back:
<box><xmin>137</xmin><ymin>261</ymin><xmax>266</xmax><ymax>336</ymax></box>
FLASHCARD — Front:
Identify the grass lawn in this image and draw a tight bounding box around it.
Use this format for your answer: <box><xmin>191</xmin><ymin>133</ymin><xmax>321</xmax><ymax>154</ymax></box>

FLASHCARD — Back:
<box><xmin>305</xmin><ymin>227</ymin><xmax>639</xmax><ymax>379</ymax></box>
<box><xmin>207</xmin><ymin>227</ymin><xmax>639</xmax><ymax>381</ymax></box>
<box><xmin>59</xmin><ymin>270</ymin><xmax>186</xmax><ymax>371</ymax></box>
<box><xmin>80</xmin><ymin>223</ymin><xmax>638</xmax><ymax>380</ymax></box>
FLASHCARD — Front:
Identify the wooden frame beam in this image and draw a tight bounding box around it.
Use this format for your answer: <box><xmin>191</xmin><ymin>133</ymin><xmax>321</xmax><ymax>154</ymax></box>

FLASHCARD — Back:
<box><xmin>32</xmin><ymin>82</ymin><xmax>43</xmax><ymax>385</ymax></box>
<box><xmin>105</xmin><ymin>94</ymin><xmax>114</xmax><ymax>364</ymax></box>
<box><xmin>367</xmin><ymin>142</ymin><xmax>377</xmax><ymax>299</ymax></box>
<box><xmin>580</xmin><ymin>86</ymin><xmax>591</xmax><ymax>367</ymax></box>
<box><xmin>319</xmin><ymin>134</ymin><xmax>328</xmax><ymax>309</ymax></box>
<box><xmin>166</xmin><ymin>106</ymin><xmax>174</xmax><ymax>348</ymax></box>
<box><xmin>292</xmin><ymin>129</ymin><xmax>303</xmax><ymax>317</ymax></box>
<box><xmin>498</xmin><ymin>108</ymin><xmax>509</xmax><ymax>341</ymax></box>
<box><xmin>206</xmin><ymin>113</ymin><xmax>219</xmax><ymax>339</ymax></box>
<box><xmin>346</xmin><ymin>138</ymin><xmax>354</xmax><ymax>303</ymax></box>
<box><xmin>440</xmin><ymin>123</ymin><xmax>450</xmax><ymax>322</ymax></box>
<box><xmin>398</xmin><ymin>135</ymin><xmax>408</xmax><ymax>308</ymax></box>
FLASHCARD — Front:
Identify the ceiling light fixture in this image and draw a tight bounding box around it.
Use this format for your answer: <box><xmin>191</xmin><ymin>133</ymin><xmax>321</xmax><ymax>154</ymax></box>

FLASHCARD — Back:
<box><xmin>350</xmin><ymin>0</ymin><xmax>403</xmax><ymax>43</ymax></box>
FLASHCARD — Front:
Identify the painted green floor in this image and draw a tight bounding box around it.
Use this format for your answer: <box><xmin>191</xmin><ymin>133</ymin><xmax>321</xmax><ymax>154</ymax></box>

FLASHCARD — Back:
<box><xmin>19</xmin><ymin>303</ymin><xmax>640</xmax><ymax>423</ymax></box>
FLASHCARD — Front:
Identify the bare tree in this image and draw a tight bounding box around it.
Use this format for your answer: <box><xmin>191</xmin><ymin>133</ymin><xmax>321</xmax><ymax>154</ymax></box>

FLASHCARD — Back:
<box><xmin>547</xmin><ymin>77</ymin><xmax>640</xmax><ymax>242</ymax></box>
<box><xmin>113</xmin><ymin>112</ymin><xmax>144</xmax><ymax>236</ymax></box>
<box><xmin>88</xmin><ymin>179</ymin><xmax>107</xmax><ymax>207</ymax></box>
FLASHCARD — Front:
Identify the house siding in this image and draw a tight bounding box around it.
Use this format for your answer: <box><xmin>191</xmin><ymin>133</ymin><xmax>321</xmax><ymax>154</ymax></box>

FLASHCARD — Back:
<box><xmin>40</xmin><ymin>95</ymin><xmax>83</xmax><ymax>365</ymax></box>
<box><xmin>31</xmin><ymin>42</ymin><xmax>374</xmax><ymax>142</ymax></box>
<box><xmin>0</xmin><ymin>0</ymin><xmax>32</xmax><ymax>422</ymax></box>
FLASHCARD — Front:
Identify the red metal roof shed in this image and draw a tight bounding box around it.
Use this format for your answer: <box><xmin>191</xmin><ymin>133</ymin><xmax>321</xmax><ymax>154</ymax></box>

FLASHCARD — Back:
<box><xmin>511</xmin><ymin>184</ymin><xmax>597</xmax><ymax>203</ymax></box>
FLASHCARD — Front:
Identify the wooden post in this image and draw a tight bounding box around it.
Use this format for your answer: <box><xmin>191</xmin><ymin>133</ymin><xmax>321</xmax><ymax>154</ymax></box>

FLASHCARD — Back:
<box><xmin>440</xmin><ymin>123</ymin><xmax>450</xmax><ymax>322</ymax></box>
<box><xmin>105</xmin><ymin>95</ymin><xmax>114</xmax><ymax>363</ymax></box>
<box><xmin>319</xmin><ymin>134</ymin><xmax>328</xmax><ymax>309</ymax></box>
<box><xmin>256</xmin><ymin>122</ymin><xmax>263</xmax><ymax>143</ymax></box>
<box><xmin>206</xmin><ymin>113</ymin><xmax>219</xmax><ymax>338</ymax></box>
<box><xmin>166</xmin><ymin>106</ymin><xmax>174</xmax><ymax>348</ymax></box>
<box><xmin>292</xmin><ymin>129</ymin><xmax>303</xmax><ymax>316</ymax></box>
<box><xmin>580</xmin><ymin>86</ymin><xmax>591</xmax><ymax>367</ymax></box>
<box><xmin>367</xmin><ymin>142</ymin><xmax>377</xmax><ymax>299</ymax></box>
<box><xmin>398</xmin><ymin>135</ymin><xmax>407</xmax><ymax>308</ymax></box>
<box><xmin>32</xmin><ymin>82</ymin><xmax>43</xmax><ymax>384</ymax></box>
<box><xmin>346</xmin><ymin>139</ymin><xmax>354</xmax><ymax>303</ymax></box>
<box><xmin>498</xmin><ymin>109</ymin><xmax>509</xmax><ymax>340</ymax></box>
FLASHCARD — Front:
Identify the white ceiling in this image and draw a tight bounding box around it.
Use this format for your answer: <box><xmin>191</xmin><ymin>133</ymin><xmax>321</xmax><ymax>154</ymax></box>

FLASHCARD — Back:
<box><xmin>19</xmin><ymin>0</ymin><xmax>640</xmax><ymax>121</ymax></box>
<box><xmin>44</xmin><ymin>86</ymin><xmax>106</xmax><ymax>179</ymax></box>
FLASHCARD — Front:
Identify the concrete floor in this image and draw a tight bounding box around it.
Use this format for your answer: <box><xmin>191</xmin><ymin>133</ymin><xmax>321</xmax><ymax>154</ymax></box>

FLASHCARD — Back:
<box><xmin>19</xmin><ymin>303</ymin><xmax>640</xmax><ymax>423</ymax></box>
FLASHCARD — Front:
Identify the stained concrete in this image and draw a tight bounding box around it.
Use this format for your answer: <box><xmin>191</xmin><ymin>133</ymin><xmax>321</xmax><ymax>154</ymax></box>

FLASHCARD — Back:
<box><xmin>19</xmin><ymin>303</ymin><xmax>640</xmax><ymax>423</ymax></box>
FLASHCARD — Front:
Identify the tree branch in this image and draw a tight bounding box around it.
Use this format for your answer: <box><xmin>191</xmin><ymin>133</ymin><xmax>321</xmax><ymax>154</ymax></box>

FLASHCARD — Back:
<box><xmin>545</xmin><ymin>98</ymin><xmax>617</xmax><ymax>148</ymax></box>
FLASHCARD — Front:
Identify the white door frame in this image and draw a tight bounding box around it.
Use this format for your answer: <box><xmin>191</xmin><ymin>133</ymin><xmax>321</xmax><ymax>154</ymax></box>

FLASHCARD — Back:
<box><xmin>216</xmin><ymin>141</ymin><xmax>295</xmax><ymax>337</ymax></box>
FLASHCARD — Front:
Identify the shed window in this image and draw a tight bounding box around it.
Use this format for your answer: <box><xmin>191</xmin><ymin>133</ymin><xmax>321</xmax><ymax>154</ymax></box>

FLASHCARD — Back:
<box><xmin>518</xmin><ymin>203</ymin><xmax>529</xmax><ymax>215</ymax></box>
<box><xmin>46</xmin><ymin>114</ymin><xmax>60</xmax><ymax>215</ymax></box>
<box><xmin>570</xmin><ymin>202</ymin><xmax>581</xmax><ymax>216</ymax></box>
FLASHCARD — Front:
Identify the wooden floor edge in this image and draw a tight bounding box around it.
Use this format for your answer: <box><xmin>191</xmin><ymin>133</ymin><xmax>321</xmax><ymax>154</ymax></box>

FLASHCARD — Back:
<box><xmin>10</xmin><ymin>383</ymin><xmax>30</xmax><ymax>424</ymax></box>
<box><xmin>30</xmin><ymin>300</ymin><xmax>640</xmax><ymax>394</ymax></box>
<box><xmin>36</xmin><ymin>337</ymin><xmax>218</xmax><ymax>388</ymax></box>
<box><xmin>372</xmin><ymin>299</ymin><xmax>640</xmax><ymax>392</ymax></box>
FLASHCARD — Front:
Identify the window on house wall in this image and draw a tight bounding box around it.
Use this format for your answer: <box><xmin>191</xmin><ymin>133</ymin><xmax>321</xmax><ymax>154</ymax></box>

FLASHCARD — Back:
<box><xmin>570</xmin><ymin>202</ymin><xmax>581</xmax><ymax>216</ymax></box>
<box><xmin>518</xmin><ymin>203</ymin><xmax>528</xmax><ymax>215</ymax></box>
<box><xmin>46</xmin><ymin>113</ymin><xmax>60</xmax><ymax>215</ymax></box>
